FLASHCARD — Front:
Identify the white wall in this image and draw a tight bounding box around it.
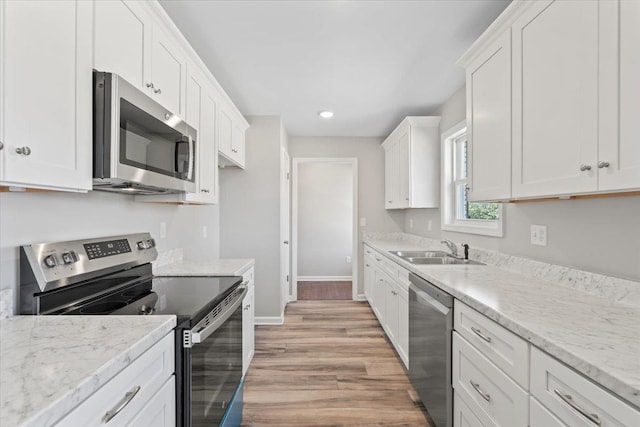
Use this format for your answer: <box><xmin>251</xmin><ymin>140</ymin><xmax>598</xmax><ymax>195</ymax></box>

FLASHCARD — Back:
<box><xmin>288</xmin><ymin>137</ymin><xmax>405</xmax><ymax>295</ymax></box>
<box><xmin>297</xmin><ymin>162</ymin><xmax>353</xmax><ymax>278</ymax></box>
<box><xmin>0</xmin><ymin>190</ymin><xmax>220</xmax><ymax>312</ymax></box>
<box><xmin>220</xmin><ymin>116</ymin><xmax>287</xmax><ymax>319</ymax></box>
<box><xmin>405</xmin><ymin>86</ymin><xmax>640</xmax><ymax>281</ymax></box>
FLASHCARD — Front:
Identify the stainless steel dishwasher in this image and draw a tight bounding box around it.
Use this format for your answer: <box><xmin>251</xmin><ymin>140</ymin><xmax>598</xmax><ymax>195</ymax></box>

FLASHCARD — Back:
<box><xmin>408</xmin><ymin>272</ymin><xmax>453</xmax><ymax>427</ymax></box>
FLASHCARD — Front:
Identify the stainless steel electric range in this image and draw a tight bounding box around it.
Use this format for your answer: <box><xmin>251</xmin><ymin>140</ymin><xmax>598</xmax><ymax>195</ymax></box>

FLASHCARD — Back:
<box><xmin>19</xmin><ymin>232</ymin><xmax>245</xmax><ymax>427</ymax></box>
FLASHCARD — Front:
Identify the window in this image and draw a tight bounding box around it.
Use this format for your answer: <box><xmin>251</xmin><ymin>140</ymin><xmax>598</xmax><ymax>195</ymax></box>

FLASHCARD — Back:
<box><xmin>441</xmin><ymin>121</ymin><xmax>503</xmax><ymax>236</ymax></box>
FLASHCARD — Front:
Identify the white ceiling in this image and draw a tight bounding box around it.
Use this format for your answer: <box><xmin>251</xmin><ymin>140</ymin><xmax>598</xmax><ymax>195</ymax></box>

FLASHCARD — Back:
<box><xmin>159</xmin><ymin>0</ymin><xmax>510</xmax><ymax>137</ymax></box>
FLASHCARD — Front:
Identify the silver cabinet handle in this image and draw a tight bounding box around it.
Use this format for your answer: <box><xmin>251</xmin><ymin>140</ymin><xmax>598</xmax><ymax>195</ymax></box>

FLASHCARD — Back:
<box><xmin>154</xmin><ymin>88</ymin><xmax>162</xmax><ymax>94</ymax></box>
<box><xmin>0</xmin><ymin>141</ymin><xmax>4</xmax><ymax>150</ymax></box>
<box><xmin>365</xmin><ymin>264</ymin><xmax>370</xmax><ymax>267</ymax></box>
<box><xmin>580</xmin><ymin>164</ymin><xmax>592</xmax><ymax>171</ymax></box>
<box><xmin>201</xmin><ymin>188</ymin><xmax>209</xmax><ymax>193</ymax></box>
<box><xmin>231</xmin><ymin>148</ymin><xmax>238</xmax><ymax>153</ymax></box>
<box><xmin>16</xmin><ymin>146</ymin><xmax>31</xmax><ymax>156</ymax></box>
<box><xmin>283</xmin><ymin>240</ymin><xmax>289</xmax><ymax>245</ymax></box>
<box><xmin>405</xmin><ymin>198</ymin><xmax>409</xmax><ymax>201</ymax></box>
<box><xmin>387</xmin><ymin>200</ymin><xmax>392</xmax><ymax>203</ymax></box>
<box><xmin>597</xmin><ymin>161</ymin><xmax>610</xmax><ymax>169</ymax></box>
<box><xmin>554</xmin><ymin>389</ymin><xmax>601</xmax><ymax>425</ymax></box>
<box><xmin>470</xmin><ymin>326</ymin><xmax>492</xmax><ymax>343</ymax></box>
<box><xmin>470</xmin><ymin>380</ymin><xmax>491</xmax><ymax>402</ymax></box>
<box><xmin>146</xmin><ymin>82</ymin><xmax>154</xmax><ymax>89</ymax></box>
<box><xmin>103</xmin><ymin>385</ymin><xmax>141</xmax><ymax>423</ymax></box>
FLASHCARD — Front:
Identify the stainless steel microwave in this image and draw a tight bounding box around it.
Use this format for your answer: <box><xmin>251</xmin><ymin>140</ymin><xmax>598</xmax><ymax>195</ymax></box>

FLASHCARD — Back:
<box><xmin>93</xmin><ymin>71</ymin><xmax>196</xmax><ymax>195</ymax></box>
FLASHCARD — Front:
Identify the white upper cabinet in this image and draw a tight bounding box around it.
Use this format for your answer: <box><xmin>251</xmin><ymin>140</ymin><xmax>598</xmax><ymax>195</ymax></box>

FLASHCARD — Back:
<box><xmin>94</xmin><ymin>0</ymin><xmax>151</xmax><ymax>90</ymax></box>
<box><xmin>460</xmin><ymin>0</ymin><xmax>639</xmax><ymax>201</ymax></box>
<box><xmin>218</xmin><ymin>101</ymin><xmax>248</xmax><ymax>169</ymax></box>
<box><xmin>150</xmin><ymin>26</ymin><xmax>186</xmax><ymax>116</ymax></box>
<box><xmin>512</xmin><ymin>0</ymin><xmax>599</xmax><ymax>198</ymax></box>
<box><xmin>598</xmin><ymin>0</ymin><xmax>640</xmax><ymax>192</ymax></box>
<box><xmin>465</xmin><ymin>30</ymin><xmax>512</xmax><ymax>202</ymax></box>
<box><xmin>0</xmin><ymin>0</ymin><xmax>92</xmax><ymax>192</ymax></box>
<box><xmin>383</xmin><ymin>117</ymin><xmax>441</xmax><ymax>209</ymax></box>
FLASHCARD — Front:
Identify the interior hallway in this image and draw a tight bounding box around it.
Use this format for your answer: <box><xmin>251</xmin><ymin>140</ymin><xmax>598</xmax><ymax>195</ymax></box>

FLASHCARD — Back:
<box><xmin>242</xmin><ymin>300</ymin><xmax>430</xmax><ymax>426</ymax></box>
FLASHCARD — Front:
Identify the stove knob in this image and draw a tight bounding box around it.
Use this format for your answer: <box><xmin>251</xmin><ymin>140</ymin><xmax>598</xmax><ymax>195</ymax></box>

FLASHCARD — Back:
<box><xmin>61</xmin><ymin>251</ymin><xmax>78</xmax><ymax>264</ymax></box>
<box><xmin>43</xmin><ymin>255</ymin><xmax>57</xmax><ymax>268</ymax></box>
<box><xmin>137</xmin><ymin>240</ymin><xmax>148</xmax><ymax>250</ymax></box>
<box><xmin>146</xmin><ymin>238</ymin><xmax>156</xmax><ymax>248</ymax></box>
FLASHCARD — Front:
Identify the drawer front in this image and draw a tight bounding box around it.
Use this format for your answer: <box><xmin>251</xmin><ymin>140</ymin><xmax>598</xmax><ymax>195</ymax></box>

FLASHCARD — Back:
<box><xmin>452</xmin><ymin>332</ymin><xmax>528</xmax><ymax>427</ymax></box>
<box><xmin>530</xmin><ymin>396</ymin><xmax>565</xmax><ymax>427</ymax></box>
<box><xmin>454</xmin><ymin>392</ymin><xmax>496</xmax><ymax>427</ymax></box>
<box><xmin>242</xmin><ymin>266</ymin><xmax>254</xmax><ymax>284</ymax></box>
<box><xmin>531</xmin><ymin>347</ymin><xmax>640</xmax><ymax>427</ymax></box>
<box><xmin>454</xmin><ymin>300</ymin><xmax>529</xmax><ymax>389</ymax></box>
<box><xmin>126</xmin><ymin>376</ymin><xmax>176</xmax><ymax>427</ymax></box>
<box><xmin>56</xmin><ymin>332</ymin><xmax>175</xmax><ymax>427</ymax></box>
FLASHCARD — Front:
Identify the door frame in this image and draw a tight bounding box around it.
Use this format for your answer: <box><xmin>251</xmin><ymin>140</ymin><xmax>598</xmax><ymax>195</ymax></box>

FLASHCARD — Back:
<box><xmin>291</xmin><ymin>157</ymin><xmax>359</xmax><ymax>301</ymax></box>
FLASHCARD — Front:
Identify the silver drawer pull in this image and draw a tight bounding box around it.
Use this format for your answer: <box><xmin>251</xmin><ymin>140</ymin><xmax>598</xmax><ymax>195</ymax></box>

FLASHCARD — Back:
<box><xmin>103</xmin><ymin>385</ymin><xmax>141</xmax><ymax>423</ymax></box>
<box><xmin>470</xmin><ymin>380</ymin><xmax>491</xmax><ymax>402</ymax></box>
<box><xmin>471</xmin><ymin>326</ymin><xmax>492</xmax><ymax>343</ymax></box>
<box><xmin>554</xmin><ymin>389</ymin><xmax>601</xmax><ymax>426</ymax></box>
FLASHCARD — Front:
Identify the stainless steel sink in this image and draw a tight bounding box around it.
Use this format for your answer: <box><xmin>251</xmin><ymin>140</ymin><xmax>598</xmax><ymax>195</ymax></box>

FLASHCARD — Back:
<box><xmin>389</xmin><ymin>250</ymin><xmax>449</xmax><ymax>258</ymax></box>
<box><xmin>404</xmin><ymin>257</ymin><xmax>484</xmax><ymax>265</ymax></box>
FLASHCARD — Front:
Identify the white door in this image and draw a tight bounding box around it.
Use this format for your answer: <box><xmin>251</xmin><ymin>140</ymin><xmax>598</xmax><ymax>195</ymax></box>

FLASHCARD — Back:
<box><xmin>280</xmin><ymin>148</ymin><xmax>291</xmax><ymax>307</ymax></box>
<box><xmin>94</xmin><ymin>0</ymin><xmax>151</xmax><ymax>91</ymax></box>
<box><xmin>151</xmin><ymin>26</ymin><xmax>185</xmax><ymax>115</ymax></box>
<box><xmin>467</xmin><ymin>30</ymin><xmax>512</xmax><ymax>201</ymax></box>
<box><xmin>598</xmin><ymin>0</ymin><xmax>640</xmax><ymax>192</ymax></box>
<box><xmin>1</xmin><ymin>0</ymin><xmax>92</xmax><ymax>191</ymax></box>
<box><xmin>512</xmin><ymin>0</ymin><xmax>599</xmax><ymax>198</ymax></box>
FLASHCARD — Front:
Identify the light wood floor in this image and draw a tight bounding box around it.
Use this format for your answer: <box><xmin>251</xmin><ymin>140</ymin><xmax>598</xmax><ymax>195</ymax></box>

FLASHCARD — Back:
<box><xmin>297</xmin><ymin>281</ymin><xmax>352</xmax><ymax>300</ymax></box>
<box><xmin>242</xmin><ymin>301</ymin><xmax>430</xmax><ymax>426</ymax></box>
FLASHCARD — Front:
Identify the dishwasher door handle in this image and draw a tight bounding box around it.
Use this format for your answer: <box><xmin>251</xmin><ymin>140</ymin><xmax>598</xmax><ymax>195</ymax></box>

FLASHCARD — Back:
<box><xmin>411</xmin><ymin>285</ymin><xmax>450</xmax><ymax>315</ymax></box>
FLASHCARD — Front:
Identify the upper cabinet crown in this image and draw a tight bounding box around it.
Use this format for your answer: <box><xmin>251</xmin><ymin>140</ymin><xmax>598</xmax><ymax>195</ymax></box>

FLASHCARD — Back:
<box><xmin>459</xmin><ymin>0</ymin><xmax>640</xmax><ymax>201</ymax></box>
<box><xmin>382</xmin><ymin>117</ymin><xmax>441</xmax><ymax>209</ymax></box>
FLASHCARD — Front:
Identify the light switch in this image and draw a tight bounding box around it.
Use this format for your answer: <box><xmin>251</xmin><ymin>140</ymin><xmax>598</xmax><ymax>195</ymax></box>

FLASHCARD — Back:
<box><xmin>160</xmin><ymin>222</ymin><xmax>167</xmax><ymax>239</ymax></box>
<box><xmin>530</xmin><ymin>224</ymin><xmax>547</xmax><ymax>246</ymax></box>
<box><xmin>360</xmin><ymin>217</ymin><xmax>367</xmax><ymax>227</ymax></box>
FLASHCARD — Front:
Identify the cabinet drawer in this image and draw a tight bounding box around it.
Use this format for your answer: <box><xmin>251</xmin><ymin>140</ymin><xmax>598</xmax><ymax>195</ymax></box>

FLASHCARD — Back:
<box><xmin>56</xmin><ymin>332</ymin><xmax>175</xmax><ymax>427</ymax></box>
<box><xmin>454</xmin><ymin>300</ymin><xmax>529</xmax><ymax>389</ymax></box>
<box><xmin>126</xmin><ymin>376</ymin><xmax>176</xmax><ymax>427</ymax></box>
<box><xmin>530</xmin><ymin>347</ymin><xmax>640</xmax><ymax>427</ymax></box>
<box><xmin>454</xmin><ymin>392</ymin><xmax>496</xmax><ymax>427</ymax></box>
<box><xmin>530</xmin><ymin>396</ymin><xmax>564</xmax><ymax>427</ymax></box>
<box><xmin>452</xmin><ymin>333</ymin><xmax>528</xmax><ymax>427</ymax></box>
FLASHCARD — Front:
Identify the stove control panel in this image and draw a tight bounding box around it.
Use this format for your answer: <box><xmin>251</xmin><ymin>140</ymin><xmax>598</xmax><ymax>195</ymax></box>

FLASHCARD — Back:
<box><xmin>83</xmin><ymin>239</ymin><xmax>132</xmax><ymax>260</ymax></box>
<box><xmin>136</xmin><ymin>238</ymin><xmax>156</xmax><ymax>250</ymax></box>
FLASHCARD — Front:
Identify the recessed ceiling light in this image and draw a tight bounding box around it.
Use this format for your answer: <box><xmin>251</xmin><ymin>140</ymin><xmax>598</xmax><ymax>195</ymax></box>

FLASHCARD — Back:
<box><xmin>319</xmin><ymin>111</ymin><xmax>334</xmax><ymax>119</ymax></box>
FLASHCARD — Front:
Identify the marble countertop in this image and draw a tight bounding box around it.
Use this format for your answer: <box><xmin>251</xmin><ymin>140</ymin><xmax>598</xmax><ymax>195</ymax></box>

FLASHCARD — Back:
<box><xmin>364</xmin><ymin>237</ymin><xmax>640</xmax><ymax>408</ymax></box>
<box><xmin>154</xmin><ymin>258</ymin><xmax>255</xmax><ymax>277</ymax></box>
<box><xmin>0</xmin><ymin>315</ymin><xmax>176</xmax><ymax>427</ymax></box>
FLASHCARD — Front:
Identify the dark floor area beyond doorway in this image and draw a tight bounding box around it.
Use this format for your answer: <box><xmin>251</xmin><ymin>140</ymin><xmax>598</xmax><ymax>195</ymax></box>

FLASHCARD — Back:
<box><xmin>297</xmin><ymin>281</ymin><xmax>352</xmax><ymax>300</ymax></box>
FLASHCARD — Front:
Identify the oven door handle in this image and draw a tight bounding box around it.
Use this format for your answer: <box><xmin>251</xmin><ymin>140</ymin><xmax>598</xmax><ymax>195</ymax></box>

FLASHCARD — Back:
<box><xmin>190</xmin><ymin>284</ymin><xmax>248</xmax><ymax>346</ymax></box>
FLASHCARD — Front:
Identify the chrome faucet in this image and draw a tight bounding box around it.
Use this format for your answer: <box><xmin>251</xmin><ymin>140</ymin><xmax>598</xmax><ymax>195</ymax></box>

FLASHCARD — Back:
<box><xmin>441</xmin><ymin>240</ymin><xmax>458</xmax><ymax>257</ymax></box>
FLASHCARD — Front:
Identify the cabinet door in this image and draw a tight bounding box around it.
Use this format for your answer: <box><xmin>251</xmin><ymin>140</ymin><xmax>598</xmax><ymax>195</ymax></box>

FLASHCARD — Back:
<box><xmin>198</xmin><ymin>87</ymin><xmax>219</xmax><ymax>202</ymax></box>
<box><xmin>151</xmin><ymin>26</ymin><xmax>185</xmax><ymax>115</ymax></box>
<box><xmin>218</xmin><ymin>106</ymin><xmax>233</xmax><ymax>157</ymax></box>
<box><xmin>398</xmin><ymin>129</ymin><xmax>411</xmax><ymax>208</ymax></box>
<box><xmin>242</xmin><ymin>284</ymin><xmax>255</xmax><ymax>376</ymax></box>
<box><xmin>384</xmin><ymin>280</ymin><xmax>398</xmax><ymax>343</ymax></box>
<box><xmin>598</xmin><ymin>0</ymin><xmax>640</xmax><ymax>192</ymax></box>
<box><xmin>512</xmin><ymin>0</ymin><xmax>599</xmax><ymax>198</ymax></box>
<box><xmin>94</xmin><ymin>0</ymin><xmax>151</xmax><ymax>91</ymax></box>
<box><xmin>0</xmin><ymin>0</ymin><xmax>92</xmax><ymax>191</ymax></box>
<box><xmin>466</xmin><ymin>30</ymin><xmax>512</xmax><ymax>202</ymax></box>
<box><xmin>231</xmin><ymin>122</ymin><xmax>246</xmax><ymax>166</ymax></box>
<box><xmin>364</xmin><ymin>256</ymin><xmax>373</xmax><ymax>301</ymax></box>
<box><xmin>397</xmin><ymin>289</ymin><xmax>409</xmax><ymax>368</ymax></box>
<box><xmin>384</xmin><ymin>143</ymin><xmax>394</xmax><ymax>209</ymax></box>
<box><xmin>126</xmin><ymin>376</ymin><xmax>176</xmax><ymax>427</ymax></box>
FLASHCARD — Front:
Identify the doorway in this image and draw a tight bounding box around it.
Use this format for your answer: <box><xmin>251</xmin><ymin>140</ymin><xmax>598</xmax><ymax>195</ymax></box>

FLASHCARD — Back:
<box><xmin>291</xmin><ymin>158</ymin><xmax>358</xmax><ymax>301</ymax></box>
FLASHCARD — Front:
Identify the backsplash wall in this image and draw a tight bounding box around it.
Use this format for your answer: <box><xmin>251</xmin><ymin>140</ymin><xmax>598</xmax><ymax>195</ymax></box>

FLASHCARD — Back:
<box><xmin>0</xmin><ymin>190</ymin><xmax>220</xmax><ymax>314</ymax></box>
<box><xmin>406</xmin><ymin>86</ymin><xmax>640</xmax><ymax>282</ymax></box>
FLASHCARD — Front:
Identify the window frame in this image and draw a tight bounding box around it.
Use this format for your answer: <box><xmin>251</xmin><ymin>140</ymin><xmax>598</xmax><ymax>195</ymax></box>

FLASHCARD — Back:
<box><xmin>441</xmin><ymin>120</ymin><xmax>504</xmax><ymax>237</ymax></box>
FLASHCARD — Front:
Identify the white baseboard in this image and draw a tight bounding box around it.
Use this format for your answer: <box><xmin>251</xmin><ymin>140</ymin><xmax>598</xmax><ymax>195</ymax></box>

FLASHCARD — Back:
<box><xmin>297</xmin><ymin>276</ymin><xmax>353</xmax><ymax>282</ymax></box>
<box><xmin>355</xmin><ymin>293</ymin><xmax>367</xmax><ymax>301</ymax></box>
<box><xmin>255</xmin><ymin>314</ymin><xmax>284</xmax><ymax>325</ymax></box>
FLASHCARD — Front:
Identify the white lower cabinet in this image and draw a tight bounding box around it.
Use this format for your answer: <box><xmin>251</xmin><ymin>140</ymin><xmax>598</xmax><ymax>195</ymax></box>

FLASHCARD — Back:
<box><xmin>454</xmin><ymin>391</ymin><xmax>491</xmax><ymax>427</ymax></box>
<box><xmin>56</xmin><ymin>332</ymin><xmax>175</xmax><ymax>426</ymax></box>
<box><xmin>530</xmin><ymin>346</ymin><xmax>640</xmax><ymax>427</ymax></box>
<box><xmin>530</xmin><ymin>396</ymin><xmax>564</xmax><ymax>427</ymax></box>
<box><xmin>452</xmin><ymin>332</ymin><xmax>529</xmax><ymax>426</ymax></box>
<box><xmin>242</xmin><ymin>267</ymin><xmax>255</xmax><ymax>376</ymax></box>
<box><xmin>384</xmin><ymin>277</ymin><xmax>399</xmax><ymax>342</ymax></box>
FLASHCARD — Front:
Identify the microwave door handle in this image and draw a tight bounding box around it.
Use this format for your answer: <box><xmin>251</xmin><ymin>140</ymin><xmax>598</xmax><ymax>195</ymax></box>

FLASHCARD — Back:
<box><xmin>187</xmin><ymin>134</ymin><xmax>194</xmax><ymax>181</ymax></box>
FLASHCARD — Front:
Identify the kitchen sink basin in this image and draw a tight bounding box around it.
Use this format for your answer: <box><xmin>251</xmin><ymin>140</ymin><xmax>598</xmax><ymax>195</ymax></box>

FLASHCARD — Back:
<box><xmin>389</xmin><ymin>250</ymin><xmax>449</xmax><ymax>258</ymax></box>
<box><xmin>404</xmin><ymin>257</ymin><xmax>485</xmax><ymax>265</ymax></box>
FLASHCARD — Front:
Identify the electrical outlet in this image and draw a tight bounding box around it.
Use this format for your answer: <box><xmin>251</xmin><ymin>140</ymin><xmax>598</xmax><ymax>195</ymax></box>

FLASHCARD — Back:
<box><xmin>160</xmin><ymin>222</ymin><xmax>167</xmax><ymax>239</ymax></box>
<box><xmin>530</xmin><ymin>224</ymin><xmax>547</xmax><ymax>246</ymax></box>
<box><xmin>346</xmin><ymin>256</ymin><xmax>352</xmax><ymax>264</ymax></box>
<box><xmin>428</xmin><ymin>220</ymin><xmax>432</xmax><ymax>231</ymax></box>
<box><xmin>202</xmin><ymin>226</ymin><xmax>208</xmax><ymax>238</ymax></box>
<box><xmin>409</xmin><ymin>219</ymin><xmax>414</xmax><ymax>229</ymax></box>
<box><xmin>360</xmin><ymin>217</ymin><xmax>366</xmax><ymax>227</ymax></box>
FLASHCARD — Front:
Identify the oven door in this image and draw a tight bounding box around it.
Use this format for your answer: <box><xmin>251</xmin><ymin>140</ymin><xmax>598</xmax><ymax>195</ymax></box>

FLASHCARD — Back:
<box><xmin>185</xmin><ymin>287</ymin><xmax>246</xmax><ymax>427</ymax></box>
